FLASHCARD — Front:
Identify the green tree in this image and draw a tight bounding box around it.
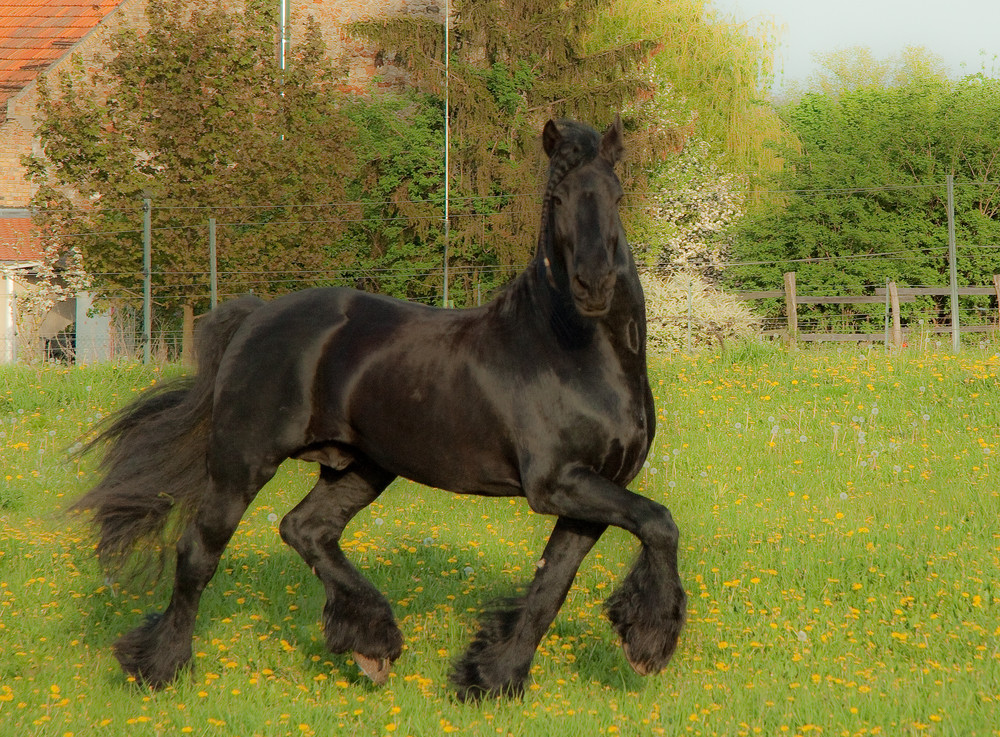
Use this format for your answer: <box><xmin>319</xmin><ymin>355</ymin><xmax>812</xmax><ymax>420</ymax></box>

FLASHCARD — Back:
<box><xmin>728</xmin><ymin>76</ymin><xmax>1000</xmax><ymax>326</ymax></box>
<box><xmin>26</xmin><ymin>0</ymin><xmax>357</xmax><ymax>318</ymax></box>
<box><xmin>337</xmin><ymin>93</ymin><xmax>450</xmax><ymax>303</ymax></box>
<box><xmin>348</xmin><ymin>0</ymin><xmax>675</xmax><ymax>299</ymax></box>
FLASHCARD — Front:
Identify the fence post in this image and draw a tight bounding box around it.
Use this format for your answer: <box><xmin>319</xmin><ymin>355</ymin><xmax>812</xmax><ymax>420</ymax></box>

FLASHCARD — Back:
<box><xmin>143</xmin><ymin>198</ymin><xmax>152</xmax><ymax>365</ymax></box>
<box><xmin>884</xmin><ymin>278</ymin><xmax>890</xmax><ymax>347</ymax></box>
<box><xmin>686</xmin><ymin>274</ymin><xmax>694</xmax><ymax>352</ymax></box>
<box><xmin>181</xmin><ymin>304</ymin><xmax>195</xmax><ymax>366</ymax></box>
<box><xmin>947</xmin><ymin>174</ymin><xmax>960</xmax><ymax>353</ymax></box>
<box><xmin>783</xmin><ymin>271</ymin><xmax>798</xmax><ymax>345</ymax></box>
<box><xmin>888</xmin><ymin>281</ymin><xmax>903</xmax><ymax>347</ymax></box>
<box><xmin>993</xmin><ymin>275</ymin><xmax>1000</xmax><ymax>329</ymax></box>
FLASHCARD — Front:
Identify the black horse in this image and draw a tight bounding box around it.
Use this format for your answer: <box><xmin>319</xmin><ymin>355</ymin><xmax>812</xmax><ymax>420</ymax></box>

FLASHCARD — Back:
<box><xmin>72</xmin><ymin>117</ymin><xmax>686</xmax><ymax>700</ymax></box>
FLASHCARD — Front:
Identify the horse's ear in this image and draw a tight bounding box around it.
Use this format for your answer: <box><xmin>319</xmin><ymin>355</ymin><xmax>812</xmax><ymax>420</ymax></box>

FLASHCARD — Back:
<box><xmin>600</xmin><ymin>114</ymin><xmax>625</xmax><ymax>166</ymax></box>
<box><xmin>542</xmin><ymin>120</ymin><xmax>562</xmax><ymax>158</ymax></box>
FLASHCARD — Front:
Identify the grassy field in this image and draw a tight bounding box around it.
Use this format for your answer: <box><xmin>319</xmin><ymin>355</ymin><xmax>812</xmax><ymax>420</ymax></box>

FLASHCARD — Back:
<box><xmin>1</xmin><ymin>346</ymin><xmax>998</xmax><ymax>737</ymax></box>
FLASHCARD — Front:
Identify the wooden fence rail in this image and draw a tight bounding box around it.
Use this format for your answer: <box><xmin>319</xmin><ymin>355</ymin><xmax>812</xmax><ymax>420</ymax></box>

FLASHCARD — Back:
<box><xmin>737</xmin><ymin>272</ymin><xmax>1000</xmax><ymax>347</ymax></box>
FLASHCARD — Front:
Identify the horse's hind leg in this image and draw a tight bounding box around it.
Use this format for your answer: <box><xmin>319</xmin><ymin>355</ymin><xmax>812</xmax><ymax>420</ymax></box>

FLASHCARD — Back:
<box><xmin>279</xmin><ymin>459</ymin><xmax>401</xmax><ymax>684</ymax></box>
<box><xmin>450</xmin><ymin>516</ymin><xmax>606</xmax><ymax>700</ymax></box>
<box><xmin>114</xmin><ymin>464</ymin><xmax>274</xmax><ymax>688</ymax></box>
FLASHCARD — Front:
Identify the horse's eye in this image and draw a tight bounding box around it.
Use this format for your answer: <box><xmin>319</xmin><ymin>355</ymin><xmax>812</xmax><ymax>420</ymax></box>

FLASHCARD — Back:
<box><xmin>552</xmin><ymin>195</ymin><xmax>563</xmax><ymax>208</ymax></box>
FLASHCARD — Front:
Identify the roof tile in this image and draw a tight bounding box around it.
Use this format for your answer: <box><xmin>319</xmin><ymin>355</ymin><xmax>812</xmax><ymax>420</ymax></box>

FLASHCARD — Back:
<box><xmin>0</xmin><ymin>0</ymin><xmax>122</xmax><ymax>109</ymax></box>
<box><xmin>0</xmin><ymin>215</ymin><xmax>43</xmax><ymax>262</ymax></box>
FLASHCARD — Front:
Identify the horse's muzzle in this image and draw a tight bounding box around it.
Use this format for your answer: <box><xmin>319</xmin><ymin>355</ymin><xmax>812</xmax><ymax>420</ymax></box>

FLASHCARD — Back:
<box><xmin>571</xmin><ymin>272</ymin><xmax>616</xmax><ymax>316</ymax></box>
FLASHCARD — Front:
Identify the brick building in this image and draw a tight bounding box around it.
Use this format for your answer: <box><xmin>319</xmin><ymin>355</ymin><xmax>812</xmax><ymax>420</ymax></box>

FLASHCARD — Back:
<box><xmin>0</xmin><ymin>0</ymin><xmax>435</xmax><ymax>361</ymax></box>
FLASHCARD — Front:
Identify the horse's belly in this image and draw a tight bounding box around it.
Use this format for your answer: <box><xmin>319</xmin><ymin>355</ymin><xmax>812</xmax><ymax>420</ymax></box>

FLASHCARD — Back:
<box><xmin>346</xmin><ymin>367</ymin><xmax>524</xmax><ymax>496</ymax></box>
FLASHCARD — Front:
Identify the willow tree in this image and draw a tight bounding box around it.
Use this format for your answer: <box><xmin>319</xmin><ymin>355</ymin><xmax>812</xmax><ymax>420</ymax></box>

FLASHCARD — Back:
<box><xmin>801</xmin><ymin>45</ymin><xmax>950</xmax><ymax>99</ymax></box>
<box><xmin>349</xmin><ymin>0</ymin><xmax>683</xmax><ymax>294</ymax></box>
<box><xmin>586</xmin><ymin>0</ymin><xmax>794</xmax><ymax>182</ymax></box>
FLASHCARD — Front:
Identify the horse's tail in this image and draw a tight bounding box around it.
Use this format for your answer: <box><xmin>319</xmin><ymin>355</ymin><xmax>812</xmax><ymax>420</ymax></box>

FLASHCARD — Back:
<box><xmin>71</xmin><ymin>296</ymin><xmax>265</xmax><ymax>575</ymax></box>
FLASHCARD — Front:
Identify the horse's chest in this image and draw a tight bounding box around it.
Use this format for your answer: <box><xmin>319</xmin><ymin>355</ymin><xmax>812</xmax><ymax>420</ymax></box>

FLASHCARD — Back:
<box><xmin>556</xmin><ymin>368</ymin><xmax>652</xmax><ymax>485</ymax></box>
<box><xmin>597</xmin><ymin>389</ymin><xmax>652</xmax><ymax>484</ymax></box>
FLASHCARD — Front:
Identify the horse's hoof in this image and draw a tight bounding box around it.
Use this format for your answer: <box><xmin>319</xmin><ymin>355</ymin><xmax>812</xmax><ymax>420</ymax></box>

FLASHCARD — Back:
<box><xmin>354</xmin><ymin>652</ymin><xmax>391</xmax><ymax>685</ymax></box>
<box><xmin>622</xmin><ymin>642</ymin><xmax>662</xmax><ymax>677</ymax></box>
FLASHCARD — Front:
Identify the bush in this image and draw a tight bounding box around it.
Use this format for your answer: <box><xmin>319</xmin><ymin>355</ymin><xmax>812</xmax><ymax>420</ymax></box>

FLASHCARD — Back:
<box><xmin>640</xmin><ymin>270</ymin><xmax>761</xmax><ymax>352</ymax></box>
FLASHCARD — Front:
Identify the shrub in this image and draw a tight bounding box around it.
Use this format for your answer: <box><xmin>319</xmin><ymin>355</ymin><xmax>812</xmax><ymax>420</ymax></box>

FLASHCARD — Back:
<box><xmin>640</xmin><ymin>270</ymin><xmax>761</xmax><ymax>352</ymax></box>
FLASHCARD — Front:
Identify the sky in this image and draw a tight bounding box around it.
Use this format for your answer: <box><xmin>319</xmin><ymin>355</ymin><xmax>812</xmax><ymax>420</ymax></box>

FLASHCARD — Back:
<box><xmin>712</xmin><ymin>0</ymin><xmax>1000</xmax><ymax>89</ymax></box>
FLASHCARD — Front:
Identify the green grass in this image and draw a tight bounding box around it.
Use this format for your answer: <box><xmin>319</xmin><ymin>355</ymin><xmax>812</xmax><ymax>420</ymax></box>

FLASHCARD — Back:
<box><xmin>1</xmin><ymin>347</ymin><xmax>999</xmax><ymax>737</ymax></box>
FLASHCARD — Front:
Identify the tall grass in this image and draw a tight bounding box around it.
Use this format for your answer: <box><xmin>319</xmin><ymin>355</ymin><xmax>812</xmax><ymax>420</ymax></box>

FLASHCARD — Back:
<box><xmin>1</xmin><ymin>348</ymin><xmax>998</xmax><ymax>736</ymax></box>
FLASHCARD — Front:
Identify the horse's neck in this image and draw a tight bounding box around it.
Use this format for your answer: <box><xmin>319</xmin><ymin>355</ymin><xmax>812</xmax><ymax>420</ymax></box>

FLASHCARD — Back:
<box><xmin>489</xmin><ymin>257</ymin><xmax>646</xmax><ymax>363</ymax></box>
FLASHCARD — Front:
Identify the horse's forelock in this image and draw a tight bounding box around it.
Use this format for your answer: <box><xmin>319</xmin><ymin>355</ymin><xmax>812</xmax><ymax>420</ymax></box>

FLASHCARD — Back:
<box><xmin>545</xmin><ymin>121</ymin><xmax>601</xmax><ymax>188</ymax></box>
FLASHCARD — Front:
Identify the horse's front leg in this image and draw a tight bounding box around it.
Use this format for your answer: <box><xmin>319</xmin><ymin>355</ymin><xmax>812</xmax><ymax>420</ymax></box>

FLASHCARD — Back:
<box><xmin>533</xmin><ymin>467</ymin><xmax>687</xmax><ymax>677</ymax></box>
<box><xmin>450</xmin><ymin>516</ymin><xmax>606</xmax><ymax>701</ymax></box>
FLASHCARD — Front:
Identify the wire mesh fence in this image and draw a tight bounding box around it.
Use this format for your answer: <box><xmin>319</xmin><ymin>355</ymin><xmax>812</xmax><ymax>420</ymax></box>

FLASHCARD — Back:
<box><xmin>5</xmin><ymin>177</ymin><xmax>1000</xmax><ymax>362</ymax></box>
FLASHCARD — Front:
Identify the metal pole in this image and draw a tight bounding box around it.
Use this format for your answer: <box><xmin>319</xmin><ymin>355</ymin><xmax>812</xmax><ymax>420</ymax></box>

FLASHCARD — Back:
<box><xmin>442</xmin><ymin>0</ymin><xmax>450</xmax><ymax>308</ymax></box>
<box><xmin>947</xmin><ymin>174</ymin><xmax>959</xmax><ymax>353</ymax></box>
<box><xmin>280</xmin><ymin>0</ymin><xmax>287</xmax><ymax>70</ymax></box>
<box><xmin>209</xmin><ymin>217</ymin><xmax>218</xmax><ymax>309</ymax></box>
<box><xmin>143</xmin><ymin>198</ymin><xmax>152</xmax><ymax>364</ymax></box>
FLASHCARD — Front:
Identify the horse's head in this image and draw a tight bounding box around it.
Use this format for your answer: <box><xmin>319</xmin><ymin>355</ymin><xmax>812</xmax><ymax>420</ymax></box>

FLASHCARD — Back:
<box><xmin>541</xmin><ymin>116</ymin><xmax>626</xmax><ymax>318</ymax></box>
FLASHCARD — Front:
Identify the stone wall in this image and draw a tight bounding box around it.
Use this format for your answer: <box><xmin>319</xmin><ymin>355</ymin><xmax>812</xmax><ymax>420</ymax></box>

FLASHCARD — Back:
<box><xmin>0</xmin><ymin>0</ymin><xmax>147</xmax><ymax>208</ymax></box>
<box><xmin>292</xmin><ymin>0</ymin><xmax>442</xmax><ymax>93</ymax></box>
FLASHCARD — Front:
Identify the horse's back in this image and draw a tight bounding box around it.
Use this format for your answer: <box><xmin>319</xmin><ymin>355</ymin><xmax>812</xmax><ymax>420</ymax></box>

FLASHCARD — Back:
<box><xmin>207</xmin><ymin>288</ymin><xmax>417</xmax><ymax>463</ymax></box>
<box><xmin>207</xmin><ymin>287</ymin><xmax>516</xmax><ymax>487</ymax></box>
